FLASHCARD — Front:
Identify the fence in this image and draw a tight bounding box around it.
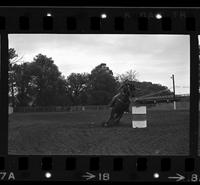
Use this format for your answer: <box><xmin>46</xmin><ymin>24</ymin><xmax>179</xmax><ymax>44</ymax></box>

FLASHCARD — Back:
<box><xmin>13</xmin><ymin>101</ymin><xmax>190</xmax><ymax>113</ymax></box>
<box><xmin>14</xmin><ymin>105</ymin><xmax>109</xmax><ymax>113</ymax></box>
<box><xmin>148</xmin><ymin>101</ymin><xmax>190</xmax><ymax>110</ymax></box>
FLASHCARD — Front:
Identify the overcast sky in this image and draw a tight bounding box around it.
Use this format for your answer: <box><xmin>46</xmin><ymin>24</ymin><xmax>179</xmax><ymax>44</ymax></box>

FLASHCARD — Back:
<box><xmin>9</xmin><ymin>34</ymin><xmax>190</xmax><ymax>94</ymax></box>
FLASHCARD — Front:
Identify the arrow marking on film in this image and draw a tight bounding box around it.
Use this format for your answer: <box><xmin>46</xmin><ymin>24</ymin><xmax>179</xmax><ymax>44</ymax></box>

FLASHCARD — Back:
<box><xmin>168</xmin><ymin>173</ymin><xmax>185</xmax><ymax>182</ymax></box>
<box><xmin>82</xmin><ymin>172</ymin><xmax>96</xmax><ymax>180</ymax></box>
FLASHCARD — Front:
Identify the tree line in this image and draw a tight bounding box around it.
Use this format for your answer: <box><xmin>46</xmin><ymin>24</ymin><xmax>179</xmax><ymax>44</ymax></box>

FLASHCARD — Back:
<box><xmin>8</xmin><ymin>48</ymin><xmax>172</xmax><ymax>107</ymax></box>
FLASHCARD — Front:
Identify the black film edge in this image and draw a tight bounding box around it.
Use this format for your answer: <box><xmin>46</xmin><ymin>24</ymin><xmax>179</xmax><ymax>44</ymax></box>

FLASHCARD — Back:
<box><xmin>0</xmin><ymin>7</ymin><xmax>199</xmax><ymax>182</ymax></box>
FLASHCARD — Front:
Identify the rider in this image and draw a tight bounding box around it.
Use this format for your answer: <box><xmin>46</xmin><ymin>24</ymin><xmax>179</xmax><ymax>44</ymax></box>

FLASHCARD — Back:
<box><xmin>108</xmin><ymin>80</ymin><xmax>132</xmax><ymax>108</ymax></box>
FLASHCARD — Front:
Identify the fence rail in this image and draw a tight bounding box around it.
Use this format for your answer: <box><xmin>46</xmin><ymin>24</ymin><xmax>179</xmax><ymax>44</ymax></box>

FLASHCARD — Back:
<box><xmin>14</xmin><ymin>105</ymin><xmax>109</xmax><ymax>113</ymax></box>
<box><xmin>13</xmin><ymin>101</ymin><xmax>190</xmax><ymax>113</ymax></box>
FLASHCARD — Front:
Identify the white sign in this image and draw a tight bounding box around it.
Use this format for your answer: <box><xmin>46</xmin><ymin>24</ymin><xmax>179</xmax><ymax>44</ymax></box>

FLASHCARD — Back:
<box><xmin>132</xmin><ymin>106</ymin><xmax>146</xmax><ymax>114</ymax></box>
<box><xmin>132</xmin><ymin>120</ymin><xmax>147</xmax><ymax>128</ymax></box>
<box><xmin>132</xmin><ymin>106</ymin><xmax>147</xmax><ymax>128</ymax></box>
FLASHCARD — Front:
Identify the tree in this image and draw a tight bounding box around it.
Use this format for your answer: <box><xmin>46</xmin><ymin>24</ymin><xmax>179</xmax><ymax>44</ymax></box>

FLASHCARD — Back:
<box><xmin>66</xmin><ymin>73</ymin><xmax>90</xmax><ymax>105</ymax></box>
<box><xmin>12</xmin><ymin>62</ymin><xmax>34</xmax><ymax>106</ymax></box>
<box><xmin>88</xmin><ymin>63</ymin><xmax>118</xmax><ymax>105</ymax></box>
<box><xmin>117</xmin><ymin>69</ymin><xmax>138</xmax><ymax>83</ymax></box>
<box><xmin>117</xmin><ymin>69</ymin><xmax>172</xmax><ymax>98</ymax></box>
<box><xmin>8</xmin><ymin>48</ymin><xmax>18</xmax><ymax>63</ymax></box>
<box><xmin>133</xmin><ymin>81</ymin><xmax>172</xmax><ymax>98</ymax></box>
<box><xmin>8</xmin><ymin>48</ymin><xmax>22</xmax><ymax>107</ymax></box>
<box><xmin>26</xmin><ymin>54</ymin><xmax>68</xmax><ymax>106</ymax></box>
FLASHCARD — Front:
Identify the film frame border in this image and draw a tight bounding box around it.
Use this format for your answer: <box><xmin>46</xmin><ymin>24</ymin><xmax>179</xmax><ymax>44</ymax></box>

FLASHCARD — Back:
<box><xmin>0</xmin><ymin>7</ymin><xmax>199</xmax><ymax>182</ymax></box>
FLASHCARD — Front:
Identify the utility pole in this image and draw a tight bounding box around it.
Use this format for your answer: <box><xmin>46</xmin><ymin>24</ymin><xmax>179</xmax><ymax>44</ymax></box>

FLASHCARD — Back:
<box><xmin>171</xmin><ymin>74</ymin><xmax>176</xmax><ymax>110</ymax></box>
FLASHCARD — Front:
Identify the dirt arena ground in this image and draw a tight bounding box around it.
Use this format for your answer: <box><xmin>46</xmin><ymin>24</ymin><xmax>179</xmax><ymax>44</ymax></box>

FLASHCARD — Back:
<box><xmin>8</xmin><ymin>109</ymin><xmax>189</xmax><ymax>155</ymax></box>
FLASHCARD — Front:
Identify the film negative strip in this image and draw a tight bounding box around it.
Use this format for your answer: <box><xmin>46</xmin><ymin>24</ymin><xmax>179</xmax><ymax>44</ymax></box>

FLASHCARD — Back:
<box><xmin>0</xmin><ymin>7</ymin><xmax>199</xmax><ymax>182</ymax></box>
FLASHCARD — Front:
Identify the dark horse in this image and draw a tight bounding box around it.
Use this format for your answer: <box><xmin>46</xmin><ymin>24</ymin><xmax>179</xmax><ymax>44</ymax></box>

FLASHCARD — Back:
<box><xmin>103</xmin><ymin>80</ymin><xmax>136</xmax><ymax>127</ymax></box>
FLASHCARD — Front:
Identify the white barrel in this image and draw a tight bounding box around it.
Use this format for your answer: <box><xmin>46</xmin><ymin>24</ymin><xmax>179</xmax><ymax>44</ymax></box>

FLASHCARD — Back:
<box><xmin>132</xmin><ymin>106</ymin><xmax>147</xmax><ymax>128</ymax></box>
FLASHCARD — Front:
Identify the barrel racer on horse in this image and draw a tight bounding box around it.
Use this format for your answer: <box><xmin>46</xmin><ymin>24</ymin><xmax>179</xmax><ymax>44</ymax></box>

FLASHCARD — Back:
<box><xmin>103</xmin><ymin>80</ymin><xmax>136</xmax><ymax>127</ymax></box>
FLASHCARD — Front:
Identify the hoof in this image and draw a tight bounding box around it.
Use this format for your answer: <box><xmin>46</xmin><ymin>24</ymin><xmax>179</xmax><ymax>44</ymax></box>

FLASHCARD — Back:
<box><xmin>102</xmin><ymin>121</ymin><xmax>109</xmax><ymax>127</ymax></box>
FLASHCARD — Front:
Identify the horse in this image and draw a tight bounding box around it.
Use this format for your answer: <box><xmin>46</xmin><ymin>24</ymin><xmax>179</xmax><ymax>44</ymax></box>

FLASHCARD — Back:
<box><xmin>103</xmin><ymin>80</ymin><xmax>136</xmax><ymax>127</ymax></box>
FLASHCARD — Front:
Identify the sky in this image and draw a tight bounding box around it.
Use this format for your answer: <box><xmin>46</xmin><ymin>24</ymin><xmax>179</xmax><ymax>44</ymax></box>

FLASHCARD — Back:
<box><xmin>9</xmin><ymin>34</ymin><xmax>190</xmax><ymax>94</ymax></box>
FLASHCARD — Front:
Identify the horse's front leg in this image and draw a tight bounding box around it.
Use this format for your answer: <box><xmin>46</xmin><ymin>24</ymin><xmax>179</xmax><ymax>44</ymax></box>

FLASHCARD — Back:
<box><xmin>114</xmin><ymin>111</ymin><xmax>124</xmax><ymax>124</ymax></box>
<box><xmin>104</xmin><ymin>108</ymin><xmax>116</xmax><ymax>127</ymax></box>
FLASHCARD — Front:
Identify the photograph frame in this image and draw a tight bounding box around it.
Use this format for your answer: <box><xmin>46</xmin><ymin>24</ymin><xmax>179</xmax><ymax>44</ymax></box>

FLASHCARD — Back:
<box><xmin>0</xmin><ymin>7</ymin><xmax>199</xmax><ymax>182</ymax></box>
